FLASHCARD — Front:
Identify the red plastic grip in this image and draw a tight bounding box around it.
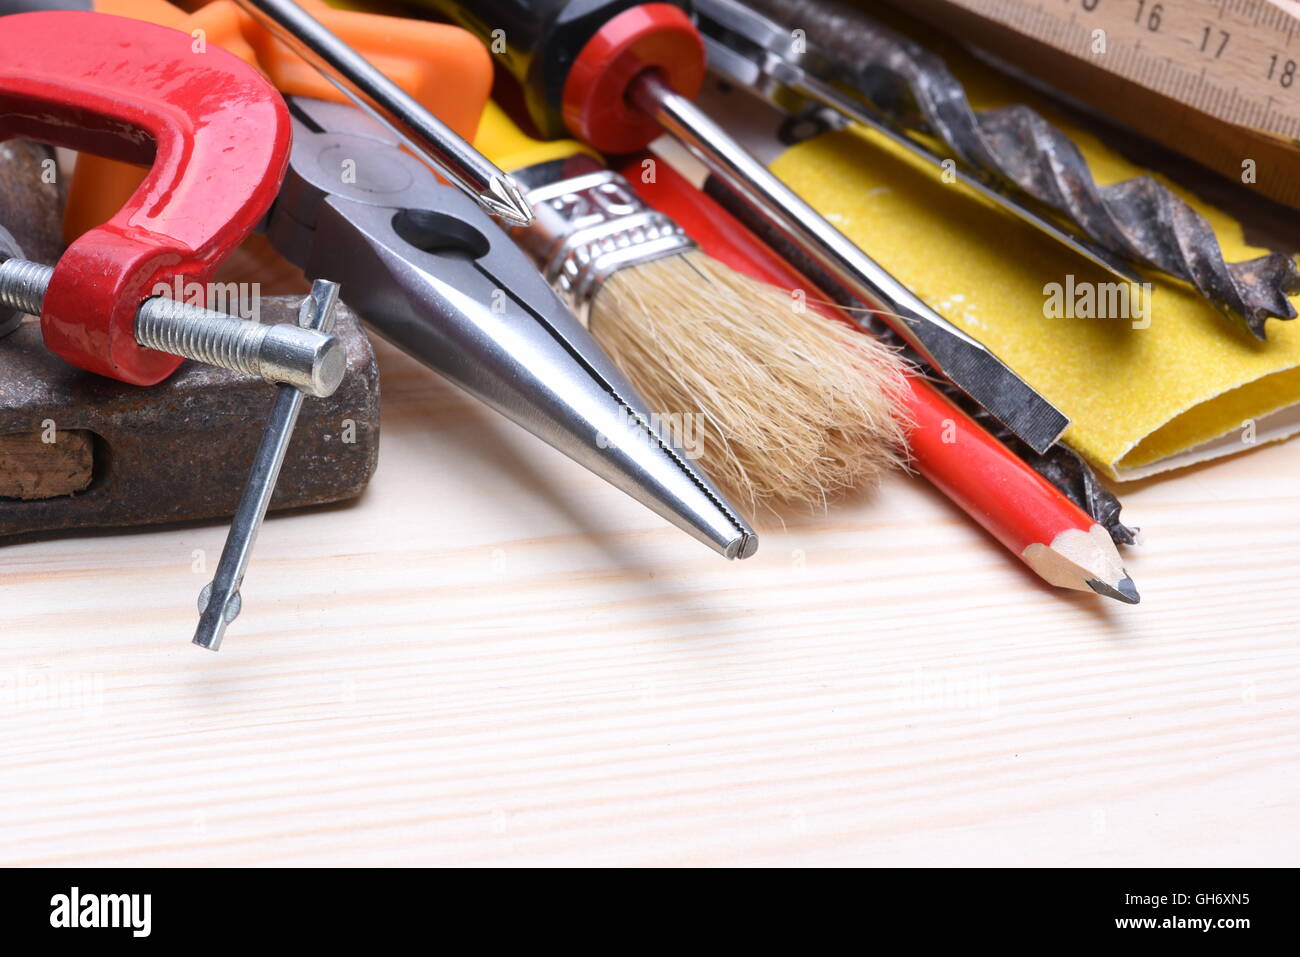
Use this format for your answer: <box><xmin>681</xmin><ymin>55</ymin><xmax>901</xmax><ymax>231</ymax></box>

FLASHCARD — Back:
<box><xmin>0</xmin><ymin>11</ymin><xmax>291</xmax><ymax>385</ymax></box>
<box><xmin>562</xmin><ymin>3</ymin><xmax>704</xmax><ymax>155</ymax></box>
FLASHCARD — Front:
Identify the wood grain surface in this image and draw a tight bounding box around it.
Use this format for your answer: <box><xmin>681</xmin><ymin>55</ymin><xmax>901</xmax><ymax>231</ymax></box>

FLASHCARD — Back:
<box><xmin>2</xmin><ymin>321</ymin><xmax>1298</xmax><ymax>866</ymax></box>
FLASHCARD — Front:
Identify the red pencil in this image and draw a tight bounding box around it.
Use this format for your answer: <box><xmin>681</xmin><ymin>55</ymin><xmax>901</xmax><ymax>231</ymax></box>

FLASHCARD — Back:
<box><xmin>619</xmin><ymin>156</ymin><xmax>1138</xmax><ymax>603</ymax></box>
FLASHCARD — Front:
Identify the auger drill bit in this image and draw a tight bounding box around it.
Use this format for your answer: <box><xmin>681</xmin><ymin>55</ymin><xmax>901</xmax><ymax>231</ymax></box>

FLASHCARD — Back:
<box><xmin>744</xmin><ymin>0</ymin><xmax>1300</xmax><ymax>339</ymax></box>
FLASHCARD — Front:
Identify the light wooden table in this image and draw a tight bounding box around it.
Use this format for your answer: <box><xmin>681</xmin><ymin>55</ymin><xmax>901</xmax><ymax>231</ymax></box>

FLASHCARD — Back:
<box><xmin>3</xmin><ymin>321</ymin><xmax>1298</xmax><ymax>867</ymax></box>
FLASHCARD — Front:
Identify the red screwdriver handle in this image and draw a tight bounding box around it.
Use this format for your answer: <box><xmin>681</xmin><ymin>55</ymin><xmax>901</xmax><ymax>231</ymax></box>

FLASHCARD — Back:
<box><xmin>0</xmin><ymin>11</ymin><xmax>291</xmax><ymax>384</ymax></box>
<box><xmin>422</xmin><ymin>0</ymin><xmax>703</xmax><ymax>154</ymax></box>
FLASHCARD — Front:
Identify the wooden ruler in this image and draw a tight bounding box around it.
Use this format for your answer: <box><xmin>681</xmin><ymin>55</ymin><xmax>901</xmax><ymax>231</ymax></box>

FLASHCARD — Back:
<box><xmin>944</xmin><ymin>0</ymin><xmax>1300</xmax><ymax>140</ymax></box>
<box><xmin>897</xmin><ymin>0</ymin><xmax>1300</xmax><ymax>208</ymax></box>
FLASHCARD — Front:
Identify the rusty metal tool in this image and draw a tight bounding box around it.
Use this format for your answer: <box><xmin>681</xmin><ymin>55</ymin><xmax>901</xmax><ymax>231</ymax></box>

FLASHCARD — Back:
<box><xmin>691</xmin><ymin>0</ymin><xmax>1139</xmax><ymax>284</ymax></box>
<box><xmin>881</xmin><ymin>0</ymin><xmax>1300</xmax><ymax>212</ymax></box>
<box><xmin>0</xmin><ymin>139</ymin><xmax>61</xmax><ymax>271</ymax></box>
<box><xmin>0</xmin><ymin>11</ymin><xmax>365</xmax><ymax>649</ymax></box>
<box><xmin>738</xmin><ymin>0</ymin><xmax>1300</xmax><ymax>339</ymax></box>
<box><xmin>0</xmin><ymin>290</ymin><xmax>379</xmax><ymax>538</ymax></box>
<box><xmin>0</xmin><ymin>58</ymin><xmax>377</xmax><ymax>540</ymax></box>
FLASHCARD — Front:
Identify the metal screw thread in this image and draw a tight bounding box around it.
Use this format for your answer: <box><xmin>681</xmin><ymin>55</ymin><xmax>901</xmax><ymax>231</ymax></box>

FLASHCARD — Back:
<box><xmin>0</xmin><ymin>258</ymin><xmax>54</xmax><ymax>314</ymax></box>
<box><xmin>0</xmin><ymin>255</ymin><xmax>268</xmax><ymax>378</ymax></box>
<box><xmin>0</xmin><ymin>256</ymin><xmax>338</xmax><ymax>394</ymax></box>
<box><xmin>134</xmin><ymin>297</ymin><xmax>270</xmax><ymax>377</ymax></box>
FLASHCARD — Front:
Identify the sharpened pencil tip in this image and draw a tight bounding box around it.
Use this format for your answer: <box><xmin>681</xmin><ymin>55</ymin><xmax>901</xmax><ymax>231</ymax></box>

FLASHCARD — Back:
<box><xmin>1087</xmin><ymin>572</ymin><xmax>1140</xmax><ymax>604</ymax></box>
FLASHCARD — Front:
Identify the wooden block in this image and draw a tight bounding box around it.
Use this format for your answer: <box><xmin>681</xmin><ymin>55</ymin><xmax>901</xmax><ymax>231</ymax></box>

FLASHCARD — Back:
<box><xmin>0</xmin><ymin>430</ymin><xmax>93</xmax><ymax>500</ymax></box>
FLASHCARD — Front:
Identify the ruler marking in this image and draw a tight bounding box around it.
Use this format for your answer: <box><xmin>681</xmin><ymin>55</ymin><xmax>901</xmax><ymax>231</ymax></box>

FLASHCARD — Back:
<box><xmin>937</xmin><ymin>0</ymin><xmax>1300</xmax><ymax>142</ymax></box>
<box><xmin>1195</xmin><ymin>71</ymin><xmax>1213</xmax><ymax>113</ymax></box>
<box><xmin>945</xmin><ymin>0</ymin><xmax>1300</xmax><ymax>137</ymax></box>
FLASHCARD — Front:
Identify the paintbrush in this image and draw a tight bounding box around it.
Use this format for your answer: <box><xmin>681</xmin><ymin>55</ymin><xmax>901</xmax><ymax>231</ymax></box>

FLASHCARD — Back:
<box><xmin>476</xmin><ymin>101</ymin><xmax>910</xmax><ymax>515</ymax></box>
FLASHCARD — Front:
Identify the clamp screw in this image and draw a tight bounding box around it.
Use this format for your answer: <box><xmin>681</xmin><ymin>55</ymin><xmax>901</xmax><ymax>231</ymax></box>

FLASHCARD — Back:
<box><xmin>0</xmin><ymin>256</ymin><xmax>345</xmax><ymax>397</ymax></box>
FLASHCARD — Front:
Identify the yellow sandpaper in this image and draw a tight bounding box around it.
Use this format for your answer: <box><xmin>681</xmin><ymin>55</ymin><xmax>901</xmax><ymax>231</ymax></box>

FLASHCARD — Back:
<box><xmin>768</xmin><ymin>64</ymin><xmax>1300</xmax><ymax>481</ymax></box>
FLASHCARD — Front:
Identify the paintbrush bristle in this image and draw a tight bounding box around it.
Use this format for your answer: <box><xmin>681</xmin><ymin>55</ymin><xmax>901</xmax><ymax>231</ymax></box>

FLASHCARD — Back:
<box><xmin>590</xmin><ymin>251</ymin><xmax>911</xmax><ymax>516</ymax></box>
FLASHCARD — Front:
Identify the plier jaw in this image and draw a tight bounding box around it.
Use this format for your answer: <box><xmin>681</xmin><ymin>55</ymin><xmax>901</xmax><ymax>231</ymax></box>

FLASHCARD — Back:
<box><xmin>267</xmin><ymin>96</ymin><xmax>758</xmax><ymax>559</ymax></box>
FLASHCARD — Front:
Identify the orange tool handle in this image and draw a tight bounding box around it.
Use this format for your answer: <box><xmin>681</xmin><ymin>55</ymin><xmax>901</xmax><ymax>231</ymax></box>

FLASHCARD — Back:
<box><xmin>65</xmin><ymin>0</ymin><xmax>492</xmax><ymax>243</ymax></box>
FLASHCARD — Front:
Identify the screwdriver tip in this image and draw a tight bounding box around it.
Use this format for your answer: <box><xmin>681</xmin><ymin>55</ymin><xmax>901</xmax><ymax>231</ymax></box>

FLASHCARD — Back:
<box><xmin>481</xmin><ymin>174</ymin><xmax>534</xmax><ymax>227</ymax></box>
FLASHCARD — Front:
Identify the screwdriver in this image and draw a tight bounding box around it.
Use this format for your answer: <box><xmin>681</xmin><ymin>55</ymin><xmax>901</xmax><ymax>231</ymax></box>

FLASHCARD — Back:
<box><xmin>231</xmin><ymin>0</ymin><xmax>533</xmax><ymax>226</ymax></box>
<box><xmin>415</xmin><ymin>0</ymin><xmax>1069</xmax><ymax>454</ymax></box>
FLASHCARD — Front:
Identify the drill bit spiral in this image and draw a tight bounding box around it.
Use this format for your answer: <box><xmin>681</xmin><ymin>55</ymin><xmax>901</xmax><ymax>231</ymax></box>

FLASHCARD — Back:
<box><xmin>747</xmin><ymin>0</ymin><xmax>1300</xmax><ymax>339</ymax></box>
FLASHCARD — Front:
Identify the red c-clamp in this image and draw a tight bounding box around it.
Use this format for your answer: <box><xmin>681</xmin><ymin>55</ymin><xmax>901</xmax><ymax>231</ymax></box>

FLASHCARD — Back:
<box><xmin>0</xmin><ymin>10</ymin><xmax>291</xmax><ymax>385</ymax></box>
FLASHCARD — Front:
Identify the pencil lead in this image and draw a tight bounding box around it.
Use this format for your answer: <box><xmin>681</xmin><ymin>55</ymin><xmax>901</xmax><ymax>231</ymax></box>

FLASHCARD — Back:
<box><xmin>1087</xmin><ymin>573</ymin><xmax>1140</xmax><ymax>604</ymax></box>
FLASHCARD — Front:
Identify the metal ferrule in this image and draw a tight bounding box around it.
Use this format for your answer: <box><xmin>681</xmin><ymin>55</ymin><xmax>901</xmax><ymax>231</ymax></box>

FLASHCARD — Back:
<box><xmin>509</xmin><ymin>157</ymin><xmax>695</xmax><ymax>322</ymax></box>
